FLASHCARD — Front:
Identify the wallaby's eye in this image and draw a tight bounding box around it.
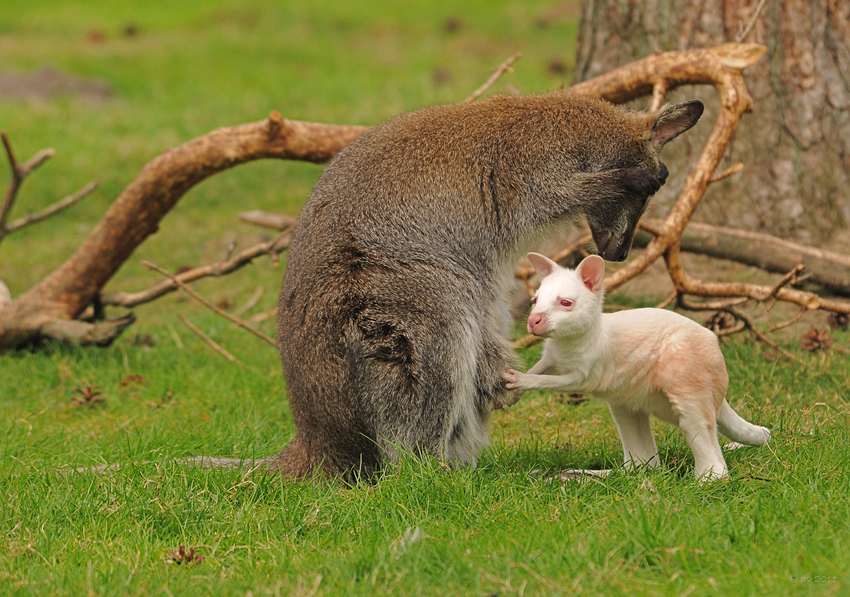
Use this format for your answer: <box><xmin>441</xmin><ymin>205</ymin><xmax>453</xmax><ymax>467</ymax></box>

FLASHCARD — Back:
<box><xmin>531</xmin><ymin>296</ymin><xmax>537</xmax><ymax>306</ymax></box>
<box><xmin>560</xmin><ymin>299</ymin><xmax>573</xmax><ymax>308</ymax></box>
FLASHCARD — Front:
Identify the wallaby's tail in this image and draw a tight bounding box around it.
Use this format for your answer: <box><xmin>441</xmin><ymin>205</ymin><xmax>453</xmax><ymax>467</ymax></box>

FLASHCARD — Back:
<box><xmin>716</xmin><ymin>400</ymin><xmax>771</xmax><ymax>445</ymax></box>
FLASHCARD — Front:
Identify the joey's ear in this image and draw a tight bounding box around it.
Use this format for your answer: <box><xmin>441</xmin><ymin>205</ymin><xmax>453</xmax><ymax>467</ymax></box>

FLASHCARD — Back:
<box><xmin>527</xmin><ymin>252</ymin><xmax>560</xmax><ymax>279</ymax></box>
<box><xmin>575</xmin><ymin>255</ymin><xmax>605</xmax><ymax>292</ymax></box>
<box><xmin>650</xmin><ymin>100</ymin><xmax>704</xmax><ymax>148</ymax></box>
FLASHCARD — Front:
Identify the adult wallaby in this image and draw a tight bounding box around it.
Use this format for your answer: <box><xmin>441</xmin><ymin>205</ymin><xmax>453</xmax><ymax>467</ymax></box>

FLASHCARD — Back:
<box><xmin>269</xmin><ymin>92</ymin><xmax>704</xmax><ymax>482</ymax></box>
<box><xmin>503</xmin><ymin>253</ymin><xmax>771</xmax><ymax>481</ymax></box>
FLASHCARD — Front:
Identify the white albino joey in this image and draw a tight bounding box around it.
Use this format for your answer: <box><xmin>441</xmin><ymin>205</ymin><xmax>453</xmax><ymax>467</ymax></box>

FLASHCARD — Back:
<box><xmin>503</xmin><ymin>253</ymin><xmax>770</xmax><ymax>481</ymax></box>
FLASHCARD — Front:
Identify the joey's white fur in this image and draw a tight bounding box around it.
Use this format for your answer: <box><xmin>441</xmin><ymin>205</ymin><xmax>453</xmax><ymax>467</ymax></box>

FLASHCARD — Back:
<box><xmin>503</xmin><ymin>253</ymin><xmax>771</xmax><ymax>481</ymax></box>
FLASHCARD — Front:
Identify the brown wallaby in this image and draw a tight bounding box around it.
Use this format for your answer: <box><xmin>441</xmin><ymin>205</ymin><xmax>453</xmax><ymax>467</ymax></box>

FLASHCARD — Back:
<box><xmin>261</xmin><ymin>92</ymin><xmax>703</xmax><ymax>482</ymax></box>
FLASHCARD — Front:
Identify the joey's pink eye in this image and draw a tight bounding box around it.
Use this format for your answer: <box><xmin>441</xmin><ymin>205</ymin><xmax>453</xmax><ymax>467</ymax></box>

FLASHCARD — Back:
<box><xmin>560</xmin><ymin>299</ymin><xmax>573</xmax><ymax>308</ymax></box>
<box><xmin>531</xmin><ymin>297</ymin><xmax>537</xmax><ymax>305</ymax></box>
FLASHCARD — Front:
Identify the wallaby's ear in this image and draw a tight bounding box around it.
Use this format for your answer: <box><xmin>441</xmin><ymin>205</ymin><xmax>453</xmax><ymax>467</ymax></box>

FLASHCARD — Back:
<box><xmin>527</xmin><ymin>252</ymin><xmax>559</xmax><ymax>279</ymax></box>
<box><xmin>575</xmin><ymin>255</ymin><xmax>605</xmax><ymax>292</ymax></box>
<box><xmin>650</xmin><ymin>100</ymin><xmax>704</xmax><ymax>148</ymax></box>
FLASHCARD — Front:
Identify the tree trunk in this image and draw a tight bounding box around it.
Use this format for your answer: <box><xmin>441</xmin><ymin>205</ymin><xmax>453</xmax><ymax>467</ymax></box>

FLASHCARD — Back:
<box><xmin>574</xmin><ymin>0</ymin><xmax>850</xmax><ymax>248</ymax></box>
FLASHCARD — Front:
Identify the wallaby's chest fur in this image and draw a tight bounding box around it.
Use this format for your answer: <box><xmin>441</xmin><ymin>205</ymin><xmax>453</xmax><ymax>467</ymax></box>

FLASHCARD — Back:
<box><xmin>272</xmin><ymin>92</ymin><xmax>703</xmax><ymax>481</ymax></box>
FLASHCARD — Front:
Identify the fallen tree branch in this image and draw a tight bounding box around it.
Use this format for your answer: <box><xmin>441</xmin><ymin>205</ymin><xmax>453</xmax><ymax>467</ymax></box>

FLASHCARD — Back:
<box><xmin>4</xmin><ymin>181</ymin><xmax>98</xmax><ymax>236</ymax></box>
<box><xmin>1</xmin><ymin>133</ymin><xmax>57</xmax><ymax>244</ymax></box>
<box><xmin>633</xmin><ymin>219</ymin><xmax>850</xmax><ymax>296</ymax></box>
<box><xmin>143</xmin><ymin>261</ymin><xmax>278</xmax><ymax>348</ymax></box>
<box><xmin>662</xmin><ymin>243</ymin><xmax>850</xmax><ymax>314</ymax></box>
<box><xmin>463</xmin><ymin>52</ymin><xmax>522</xmax><ymax>103</ymax></box>
<box><xmin>4</xmin><ymin>43</ymin><xmax>849</xmax><ymax>355</ymax></box>
<box><xmin>178</xmin><ymin>314</ymin><xmax>238</xmax><ymax>363</ymax></box>
<box><xmin>38</xmin><ymin>314</ymin><xmax>136</xmax><ymax>347</ymax></box>
<box><xmin>676</xmin><ymin>293</ymin><xmax>802</xmax><ymax>364</ymax></box>
<box><xmin>0</xmin><ymin>114</ymin><xmax>364</xmax><ymax>349</ymax></box>
<box><xmin>238</xmin><ymin>210</ymin><xmax>299</xmax><ymax>231</ymax></box>
<box><xmin>100</xmin><ymin>228</ymin><xmax>294</xmax><ymax>308</ymax></box>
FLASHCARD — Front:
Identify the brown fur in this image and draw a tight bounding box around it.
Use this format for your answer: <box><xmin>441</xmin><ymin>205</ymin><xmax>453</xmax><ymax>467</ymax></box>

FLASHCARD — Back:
<box><xmin>271</xmin><ymin>93</ymin><xmax>703</xmax><ymax>482</ymax></box>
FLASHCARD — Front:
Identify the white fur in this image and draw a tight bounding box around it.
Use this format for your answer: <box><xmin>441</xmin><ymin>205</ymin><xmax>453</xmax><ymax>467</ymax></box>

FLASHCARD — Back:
<box><xmin>0</xmin><ymin>279</ymin><xmax>10</xmax><ymax>306</ymax></box>
<box><xmin>503</xmin><ymin>253</ymin><xmax>771</xmax><ymax>481</ymax></box>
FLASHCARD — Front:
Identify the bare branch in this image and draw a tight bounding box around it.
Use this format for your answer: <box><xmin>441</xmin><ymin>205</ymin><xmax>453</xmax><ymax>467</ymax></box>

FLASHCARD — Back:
<box><xmin>766</xmin><ymin>306</ymin><xmax>807</xmax><ymax>334</ymax></box>
<box><xmin>1</xmin><ymin>133</ymin><xmax>56</xmax><ymax>243</ymax></box>
<box><xmin>4</xmin><ymin>181</ymin><xmax>98</xmax><ymax>235</ymax></box>
<box><xmin>464</xmin><ymin>52</ymin><xmax>522</xmax><ymax>103</ymax></box>
<box><xmin>143</xmin><ymin>260</ymin><xmax>278</xmax><ymax>348</ymax></box>
<box><xmin>650</xmin><ymin>81</ymin><xmax>668</xmax><ymax>112</ymax></box>
<box><xmin>39</xmin><ymin>315</ymin><xmax>136</xmax><ymax>347</ymax></box>
<box><xmin>238</xmin><ymin>210</ymin><xmax>299</xmax><ymax>231</ymax></box>
<box><xmin>632</xmin><ymin>219</ymin><xmax>850</xmax><ymax>296</ymax></box>
<box><xmin>676</xmin><ymin>294</ymin><xmax>802</xmax><ymax>363</ymax></box>
<box><xmin>736</xmin><ymin>0</ymin><xmax>770</xmax><ymax>43</ymax></box>
<box><xmin>709</xmin><ymin>162</ymin><xmax>744</xmax><ymax>183</ymax></box>
<box><xmin>655</xmin><ymin>290</ymin><xmax>678</xmax><ymax>309</ymax></box>
<box><xmin>178</xmin><ymin>314</ymin><xmax>238</xmax><ymax>363</ymax></box>
<box><xmin>100</xmin><ymin>229</ymin><xmax>292</xmax><ymax>308</ymax></box>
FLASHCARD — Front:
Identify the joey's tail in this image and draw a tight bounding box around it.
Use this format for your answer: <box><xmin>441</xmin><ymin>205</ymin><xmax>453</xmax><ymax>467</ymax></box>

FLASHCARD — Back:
<box><xmin>716</xmin><ymin>400</ymin><xmax>771</xmax><ymax>445</ymax></box>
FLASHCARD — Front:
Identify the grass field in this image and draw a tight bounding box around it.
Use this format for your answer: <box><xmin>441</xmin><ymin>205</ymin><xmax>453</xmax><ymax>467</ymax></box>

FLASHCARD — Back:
<box><xmin>2</xmin><ymin>1</ymin><xmax>849</xmax><ymax>595</ymax></box>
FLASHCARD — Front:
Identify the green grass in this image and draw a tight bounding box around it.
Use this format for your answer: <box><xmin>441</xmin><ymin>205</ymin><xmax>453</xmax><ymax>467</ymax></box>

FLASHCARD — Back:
<box><xmin>2</xmin><ymin>1</ymin><xmax>849</xmax><ymax>595</ymax></box>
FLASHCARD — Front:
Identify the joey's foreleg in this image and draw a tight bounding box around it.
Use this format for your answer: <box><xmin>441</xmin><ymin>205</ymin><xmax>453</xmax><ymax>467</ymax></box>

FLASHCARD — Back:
<box><xmin>501</xmin><ymin>369</ymin><xmax>585</xmax><ymax>392</ymax></box>
<box><xmin>495</xmin><ymin>353</ymin><xmax>559</xmax><ymax>408</ymax></box>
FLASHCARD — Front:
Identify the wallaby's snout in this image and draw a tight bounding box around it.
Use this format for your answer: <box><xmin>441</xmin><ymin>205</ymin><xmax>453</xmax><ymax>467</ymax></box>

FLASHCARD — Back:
<box><xmin>589</xmin><ymin>216</ymin><xmax>639</xmax><ymax>262</ymax></box>
<box><xmin>593</xmin><ymin>230</ymin><xmax>633</xmax><ymax>262</ymax></box>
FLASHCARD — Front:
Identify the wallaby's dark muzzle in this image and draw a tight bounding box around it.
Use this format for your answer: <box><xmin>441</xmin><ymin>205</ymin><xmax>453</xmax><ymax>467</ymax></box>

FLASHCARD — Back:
<box><xmin>592</xmin><ymin>227</ymin><xmax>634</xmax><ymax>262</ymax></box>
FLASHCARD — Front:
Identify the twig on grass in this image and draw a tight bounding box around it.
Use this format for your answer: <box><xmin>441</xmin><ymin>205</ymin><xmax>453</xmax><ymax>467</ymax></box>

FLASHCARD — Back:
<box><xmin>178</xmin><ymin>314</ymin><xmax>238</xmax><ymax>363</ymax></box>
<box><xmin>677</xmin><ymin>294</ymin><xmax>803</xmax><ymax>363</ymax></box>
<box><xmin>765</xmin><ymin>264</ymin><xmax>805</xmax><ymax>312</ymax></box>
<box><xmin>766</xmin><ymin>306</ymin><xmax>807</xmax><ymax>334</ymax></box>
<box><xmin>143</xmin><ymin>260</ymin><xmax>278</xmax><ymax>348</ymax></box>
<box><xmin>234</xmin><ymin>286</ymin><xmax>264</xmax><ymax>316</ymax></box>
<box><xmin>464</xmin><ymin>52</ymin><xmax>522</xmax><ymax>103</ymax></box>
<box><xmin>101</xmin><ymin>230</ymin><xmax>292</xmax><ymax>308</ymax></box>
<box><xmin>239</xmin><ymin>210</ymin><xmax>299</xmax><ymax>231</ymax></box>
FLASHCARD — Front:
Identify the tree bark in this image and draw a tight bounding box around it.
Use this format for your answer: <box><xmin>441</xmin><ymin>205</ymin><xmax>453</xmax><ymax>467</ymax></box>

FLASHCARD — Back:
<box><xmin>574</xmin><ymin>0</ymin><xmax>850</xmax><ymax>247</ymax></box>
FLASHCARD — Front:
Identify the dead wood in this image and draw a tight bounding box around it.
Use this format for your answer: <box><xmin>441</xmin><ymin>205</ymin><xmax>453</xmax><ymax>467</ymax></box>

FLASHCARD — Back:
<box><xmin>0</xmin><ymin>133</ymin><xmax>57</xmax><ymax>244</ymax></box>
<box><xmin>178</xmin><ymin>314</ymin><xmax>238</xmax><ymax>363</ymax></box>
<box><xmin>518</xmin><ymin>42</ymin><xmax>850</xmax><ymax>354</ymax></box>
<box><xmin>463</xmin><ymin>52</ymin><xmax>522</xmax><ymax>103</ymax></box>
<box><xmin>4</xmin><ymin>182</ymin><xmax>98</xmax><ymax>236</ymax></box>
<box><xmin>238</xmin><ymin>210</ymin><xmax>299</xmax><ymax>231</ymax></box>
<box><xmin>0</xmin><ymin>115</ymin><xmax>365</xmax><ymax>348</ymax></box>
<box><xmin>100</xmin><ymin>228</ymin><xmax>294</xmax><ymax>308</ymax></box>
<box><xmin>143</xmin><ymin>261</ymin><xmax>278</xmax><ymax>348</ymax></box>
<box><xmin>632</xmin><ymin>219</ymin><xmax>850</xmax><ymax>297</ymax></box>
<box><xmin>2</xmin><ymin>42</ymin><xmax>849</xmax><ymax>355</ymax></box>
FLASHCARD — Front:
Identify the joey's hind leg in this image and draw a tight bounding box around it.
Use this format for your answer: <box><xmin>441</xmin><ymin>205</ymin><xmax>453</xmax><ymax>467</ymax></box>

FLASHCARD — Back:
<box><xmin>673</xmin><ymin>396</ymin><xmax>728</xmax><ymax>480</ymax></box>
<box><xmin>608</xmin><ymin>404</ymin><xmax>660</xmax><ymax>470</ymax></box>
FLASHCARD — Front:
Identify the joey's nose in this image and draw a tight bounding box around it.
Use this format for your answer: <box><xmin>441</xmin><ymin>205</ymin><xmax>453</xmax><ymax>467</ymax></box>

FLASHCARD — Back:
<box><xmin>527</xmin><ymin>312</ymin><xmax>545</xmax><ymax>335</ymax></box>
